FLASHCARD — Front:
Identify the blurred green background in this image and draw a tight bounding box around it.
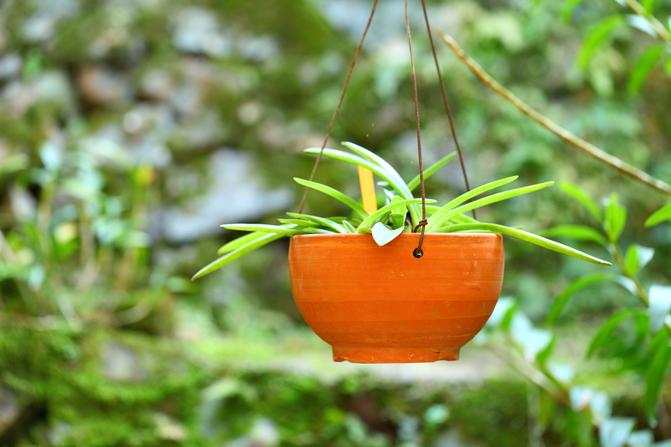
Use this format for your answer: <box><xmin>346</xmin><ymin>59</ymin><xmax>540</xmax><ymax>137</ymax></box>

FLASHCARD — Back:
<box><xmin>1</xmin><ymin>0</ymin><xmax>670</xmax><ymax>445</ymax></box>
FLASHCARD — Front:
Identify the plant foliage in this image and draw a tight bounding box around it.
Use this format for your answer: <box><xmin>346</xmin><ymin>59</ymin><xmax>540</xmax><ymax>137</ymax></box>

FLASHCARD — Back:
<box><xmin>194</xmin><ymin>142</ymin><xmax>610</xmax><ymax>279</ymax></box>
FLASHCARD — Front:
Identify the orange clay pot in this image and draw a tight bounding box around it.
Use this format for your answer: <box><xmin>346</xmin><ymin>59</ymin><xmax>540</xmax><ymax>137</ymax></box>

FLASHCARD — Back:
<box><xmin>288</xmin><ymin>233</ymin><xmax>504</xmax><ymax>363</ymax></box>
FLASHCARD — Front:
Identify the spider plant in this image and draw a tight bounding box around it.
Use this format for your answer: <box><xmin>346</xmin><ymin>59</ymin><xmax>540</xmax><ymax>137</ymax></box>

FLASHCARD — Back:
<box><xmin>193</xmin><ymin>142</ymin><xmax>611</xmax><ymax>279</ymax></box>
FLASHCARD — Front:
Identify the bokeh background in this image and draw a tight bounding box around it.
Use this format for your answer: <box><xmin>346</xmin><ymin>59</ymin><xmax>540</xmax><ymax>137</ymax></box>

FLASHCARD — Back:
<box><xmin>1</xmin><ymin>0</ymin><xmax>670</xmax><ymax>445</ymax></box>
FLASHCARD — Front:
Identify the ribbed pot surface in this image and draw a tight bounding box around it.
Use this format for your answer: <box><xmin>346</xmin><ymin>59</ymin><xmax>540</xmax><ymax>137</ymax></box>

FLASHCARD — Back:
<box><xmin>288</xmin><ymin>233</ymin><xmax>504</xmax><ymax>363</ymax></box>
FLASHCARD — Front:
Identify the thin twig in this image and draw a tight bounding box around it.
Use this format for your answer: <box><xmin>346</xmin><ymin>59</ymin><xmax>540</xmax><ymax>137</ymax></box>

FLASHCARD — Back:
<box><xmin>439</xmin><ymin>32</ymin><xmax>671</xmax><ymax>196</ymax></box>
<box><xmin>624</xmin><ymin>0</ymin><xmax>671</xmax><ymax>44</ymax></box>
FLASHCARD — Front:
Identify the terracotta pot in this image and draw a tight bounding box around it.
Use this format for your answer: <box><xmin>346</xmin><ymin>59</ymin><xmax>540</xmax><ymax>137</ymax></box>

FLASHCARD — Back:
<box><xmin>288</xmin><ymin>233</ymin><xmax>504</xmax><ymax>363</ymax></box>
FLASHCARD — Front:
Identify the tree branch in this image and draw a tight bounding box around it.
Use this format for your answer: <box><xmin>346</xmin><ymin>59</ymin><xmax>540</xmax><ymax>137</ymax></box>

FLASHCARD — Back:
<box><xmin>624</xmin><ymin>0</ymin><xmax>671</xmax><ymax>45</ymax></box>
<box><xmin>439</xmin><ymin>32</ymin><xmax>671</xmax><ymax>196</ymax></box>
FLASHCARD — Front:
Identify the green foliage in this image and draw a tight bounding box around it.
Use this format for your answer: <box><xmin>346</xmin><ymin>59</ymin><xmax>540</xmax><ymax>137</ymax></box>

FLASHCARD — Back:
<box><xmin>646</xmin><ymin>203</ymin><xmax>671</xmax><ymax>227</ymax></box>
<box><xmin>487</xmin><ymin>183</ymin><xmax>671</xmax><ymax>443</ymax></box>
<box><xmin>578</xmin><ymin>15</ymin><xmax>625</xmax><ymax>70</ymax></box>
<box><xmin>196</xmin><ymin>143</ymin><xmax>609</xmax><ymax>279</ymax></box>
<box><xmin>1</xmin><ymin>0</ymin><xmax>671</xmax><ymax>444</ymax></box>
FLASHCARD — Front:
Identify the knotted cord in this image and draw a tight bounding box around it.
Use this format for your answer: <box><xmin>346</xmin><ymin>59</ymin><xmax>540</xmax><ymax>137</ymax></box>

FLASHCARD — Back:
<box><xmin>404</xmin><ymin>0</ymin><xmax>428</xmax><ymax>259</ymax></box>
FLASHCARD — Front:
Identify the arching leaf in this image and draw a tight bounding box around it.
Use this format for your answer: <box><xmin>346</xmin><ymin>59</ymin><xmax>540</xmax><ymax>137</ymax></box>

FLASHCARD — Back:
<box><xmin>293</xmin><ymin>177</ymin><xmax>367</xmax><ymax>218</ymax></box>
<box><xmin>407</xmin><ymin>152</ymin><xmax>457</xmax><ymax>191</ymax></box>
<box><xmin>645</xmin><ymin>203</ymin><xmax>671</xmax><ymax>227</ymax></box>
<box><xmin>427</xmin><ymin>181</ymin><xmax>553</xmax><ymax>232</ymax></box>
<box><xmin>440</xmin><ymin>222</ymin><xmax>612</xmax><ymax>265</ymax></box>
<box><xmin>547</xmin><ymin>272</ymin><xmax>615</xmax><ymax>324</ymax></box>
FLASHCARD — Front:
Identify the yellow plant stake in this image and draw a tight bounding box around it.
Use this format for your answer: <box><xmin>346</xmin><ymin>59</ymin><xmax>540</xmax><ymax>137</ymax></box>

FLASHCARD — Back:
<box><xmin>357</xmin><ymin>167</ymin><xmax>377</xmax><ymax>214</ymax></box>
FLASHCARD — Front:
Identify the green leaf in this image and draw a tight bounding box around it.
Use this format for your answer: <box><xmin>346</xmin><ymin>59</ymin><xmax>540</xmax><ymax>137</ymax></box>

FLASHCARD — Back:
<box><xmin>487</xmin><ymin>298</ymin><xmax>517</xmax><ymax>329</ymax></box>
<box><xmin>341</xmin><ymin>142</ymin><xmax>408</xmax><ymax>193</ymax></box>
<box><xmin>628</xmin><ymin>44</ymin><xmax>665</xmax><ymax>95</ymax></box>
<box><xmin>559</xmin><ymin>182</ymin><xmax>602</xmax><ymax>220</ymax></box>
<box><xmin>561</xmin><ymin>0</ymin><xmax>585</xmax><ymax>22</ymax></box>
<box><xmin>285</xmin><ymin>212</ymin><xmax>347</xmax><ymax>233</ymax></box>
<box><xmin>407</xmin><ymin>152</ymin><xmax>457</xmax><ymax>191</ymax></box>
<box><xmin>627</xmin><ymin>430</ymin><xmax>654</xmax><ymax>447</ymax></box>
<box><xmin>303</xmin><ymin>148</ymin><xmax>412</xmax><ymax>199</ymax></box>
<box><xmin>546</xmin><ymin>362</ymin><xmax>576</xmax><ymax>384</ymax></box>
<box><xmin>599</xmin><ymin>417</ymin><xmax>635</xmax><ymax>447</ymax></box>
<box><xmin>194</xmin><ymin>232</ymin><xmax>292</xmax><ymax>280</ymax></box>
<box><xmin>293</xmin><ymin>177</ymin><xmax>367</xmax><ymax>219</ymax></box>
<box><xmin>588</xmin><ymin>309</ymin><xmax>647</xmax><ymax>357</ymax></box>
<box><xmin>645</xmin><ymin>203</ymin><xmax>671</xmax><ymax>227</ymax></box>
<box><xmin>578</xmin><ymin>15</ymin><xmax>624</xmax><ymax>70</ymax></box>
<box><xmin>342</xmin><ymin>220</ymin><xmax>357</xmax><ymax>233</ymax></box>
<box><xmin>427</xmin><ymin>181</ymin><xmax>554</xmax><ymax>232</ymax></box>
<box><xmin>303</xmin><ymin>147</ymin><xmax>419</xmax><ymax>224</ymax></box>
<box><xmin>642</xmin><ymin>0</ymin><xmax>657</xmax><ymax>13</ymax></box>
<box><xmin>541</xmin><ymin>224</ymin><xmax>608</xmax><ymax>246</ymax></box>
<box><xmin>0</xmin><ymin>154</ymin><xmax>29</xmax><ymax>180</ymax></box>
<box><xmin>371</xmin><ymin>222</ymin><xmax>405</xmax><ymax>246</ymax></box>
<box><xmin>648</xmin><ymin>285</ymin><xmax>671</xmax><ymax>332</ymax></box>
<box><xmin>644</xmin><ymin>330</ymin><xmax>671</xmax><ymax>423</ymax></box>
<box><xmin>388</xmin><ymin>196</ymin><xmax>407</xmax><ymax>228</ymax></box>
<box><xmin>341</xmin><ymin>141</ymin><xmax>422</xmax><ymax>226</ymax></box>
<box><xmin>222</xmin><ymin>224</ymin><xmax>297</xmax><ymax>233</ymax></box>
<box><xmin>447</xmin><ymin>213</ymin><xmax>479</xmax><ymax>224</ymax></box>
<box><xmin>547</xmin><ymin>273</ymin><xmax>614</xmax><ymax>324</ymax></box>
<box><xmin>624</xmin><ymin>245</ymin><xmax>655</xmax><ymax>276</ymax></box>
<box><xmin>440</xmin><ymin>222</ymin><xmax>612</xmax><ymax>265</ymax></box>
<box><xmin>604</xmin><ymin>194</ymin><xmax>627</xmax><ymax>242</ymax></box>
<box><xmin>426</xmin><ymin>176</ymin><xmax>519</xmax><ymax>229</ymax></box>
<box><xmin>570</xmin><ymin>387</ymin><xmax>612</xmax><ymax>419</ymax></box>
<box><xmin>217</xmin><ymin>231</ymin><xmax>267</xmax><ymax>255</ymax></box>
<box><xmin>356</xmin><ymin>198</ymin><xmax>436</xmax><ymax>233</ymax></box>
<box><xmin>508</xmin><ymin>310</ymin><xmax>554</xmax><ymax>362</ymax></box>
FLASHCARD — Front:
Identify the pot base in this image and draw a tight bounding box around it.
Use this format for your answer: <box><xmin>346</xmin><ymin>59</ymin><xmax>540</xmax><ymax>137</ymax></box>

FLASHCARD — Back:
<box><xmin>332</xmin><ymin>346</ymin><xmax>460</xmax><ymax>363</ymax></box>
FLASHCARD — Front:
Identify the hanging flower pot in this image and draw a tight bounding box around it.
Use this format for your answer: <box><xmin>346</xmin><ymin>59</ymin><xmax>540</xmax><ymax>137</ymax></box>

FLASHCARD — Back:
<box><xmin>193</xmin><ymin>141</ymin><xmax>609</xmax><ymax>363</ymax></box>
<box><xmin>192</xmin><ymin>2</ymin><xmax>611</xmax><ymax>363</ymax></box>
<box><xmin>289</xmin><ymin>233</ymin><xmax>504</xmax><ymax>363</ymax></box>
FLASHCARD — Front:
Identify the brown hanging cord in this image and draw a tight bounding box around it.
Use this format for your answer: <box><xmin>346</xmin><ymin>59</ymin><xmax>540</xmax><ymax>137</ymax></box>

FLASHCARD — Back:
<box><xmin>405</xmin><ymin>0</ymin><xmax>428</xmax><ymax>259</ymax></box>
<box><xmin>419</xmin><ymin>0</ymin><xmax>476</xmax><ymax>219</ymax></box>
<box><xmin>296</xmin><ymin>0</ymin><xmax>476</xmax><ymax>260</ymax></box>
<box><xmin>297</xmin><ymin>0</ymin><xmax>380</xmax><ymax>213</ymax></box>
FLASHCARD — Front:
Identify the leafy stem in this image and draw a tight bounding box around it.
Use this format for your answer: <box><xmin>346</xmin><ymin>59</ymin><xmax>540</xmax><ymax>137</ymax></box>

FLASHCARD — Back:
<box><xmin>623</xmin><ymin>0</ymin><xmax>671</xmax><ymax>45</ymax></box>
<box><xmin>439</xmin><ymin>32</ymin><xmax>671</xmax><ymax>196</ymax></box>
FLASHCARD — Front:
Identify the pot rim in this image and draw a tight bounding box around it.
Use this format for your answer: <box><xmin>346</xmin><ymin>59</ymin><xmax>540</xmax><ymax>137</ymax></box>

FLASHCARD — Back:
<box><xmin>291</xmin><ymin>232</ymin><xmax>501</xmax><ymax>240</ymax></box>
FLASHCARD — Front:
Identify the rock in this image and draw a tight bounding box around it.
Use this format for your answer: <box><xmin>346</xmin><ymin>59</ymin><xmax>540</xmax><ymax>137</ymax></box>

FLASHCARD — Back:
<box><xmin>139</xmin><ymin>69</ymin><xmax>175</xmax><ymax>101</ymax></box>
<box><xmin>0</xmin><ymin>387</ymin><xmax>19</xmax><ymax>435</ymax></box>
<box><xmin>236</xmin><ymin>35</ymin><xmax>278</xmax><ymax>62</ymax></box>
<box><xmin>77</xmin><ymin>65</ymin><xmax>133</xmax><ymax>107</ymax></box>
<box><xmin>101</xmin><ymin>341</ymin><xmax>147</xmax><ymax>382</ymax></box>
<box><xmin>153</xmin><ymin>413</ymin><xmax>187</xmax><ymax>442</ymax></box>
<box><xmin>172</xmin><ymin>8</ymin><xmax>231</xmax><ymax>57</ymax></box>
<box><xmin>224</xmin><ymin>418</ymin><xmax>279</xmax><ymax>447</ymax></box>
<box><xmin>434</xmin><ymin>429</ymin><xmax>483</xmax><ymax>447</ymax></box>
<box><xmin>170</xmin><ymin>109</ymin><xmax>225</xmax><ymax>151</ymax></box>
<box><xmin>0</xmin><ymin>54</ymin><xmax>22</xmax><ymax>81</ymax></box>
<box><xmin>21</xmin><ymin>0</ymin><xmax>79</xmax><ymax>43</ymax></box>
<box><xmin>10</xmin><ymin>187</ymin><xmax>37</xmax><ymax>223</ymax></box>
<box><xmin>153</xmin><ymin>149</ymin><xmax>293</xmax><ymax>243</ymax></box>
<box><xmin>249</xmin><ymin>418</ymin><xmax>279</xmax><ymax>446</ymax></box>
<box><xmin>1</xmin><ymin>71</ymin><xmax>74</xmax><ymax>117</ymax></box>
<box><xmin>121</xmin><ymin>104</ymin><xmax>175</xmax><ymax>168</ymax></box>
<box><xmin>33</xmin><ymin>71</ymin><xmax>76</xmax><ymax>113</ymax></box>
<box><xmin>322</xmin><ymin>0</ymin><xmax>404</xmax><ymax>48</ymax></box>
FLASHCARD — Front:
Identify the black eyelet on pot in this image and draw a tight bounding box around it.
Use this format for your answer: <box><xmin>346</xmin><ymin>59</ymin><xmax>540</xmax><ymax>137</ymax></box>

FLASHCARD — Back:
<box><xmin>413</xmin><ymin>248</ymin><xmax>424</xmax><ymax>259</ymax></box>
